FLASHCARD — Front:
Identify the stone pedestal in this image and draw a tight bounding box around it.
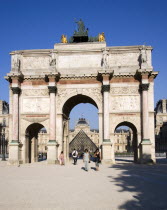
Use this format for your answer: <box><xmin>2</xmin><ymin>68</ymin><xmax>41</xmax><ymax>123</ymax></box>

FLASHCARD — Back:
<box><xmin>140</xmin><ymin>140</ymin><xmax>153</xmax><ymax>163</ymax></box>
<box><xmin>8</xmin><ymin>141</ymin><xmax>20</xmax><ymax>165</ymax></box>
<box><xmin>47</xmin><ymin>140</ymin><xmax>59</xmax><ymax>164</ymax></box>
<box><xmin>102</xmin><ymin>142</ymin><xmax>115</xmax><ymax>164</ymax></box>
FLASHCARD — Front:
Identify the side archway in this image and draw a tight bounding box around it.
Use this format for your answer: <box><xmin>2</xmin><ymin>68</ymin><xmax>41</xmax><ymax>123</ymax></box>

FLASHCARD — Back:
<box><xmin>114</xmin><ymin>121</ymin><xmax>138</xmax><ymax>162</ymax></box>
<box><xmin>25</xmin><ymin>123</ymin><xmax>47</xmax><ymax>163</ymax></box>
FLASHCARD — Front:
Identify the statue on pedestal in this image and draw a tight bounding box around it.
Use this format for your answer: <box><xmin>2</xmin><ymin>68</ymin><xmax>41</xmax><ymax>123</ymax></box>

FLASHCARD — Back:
<box><xmin>98</xmin><ymin>32</ymin><xmax>105</xmax><ymax>42</ymax></box>
<box><xmin>139</xmin><ymin>46</ymin><xmax>148</xmax><ymax>69</ymax></box>
<box><xmin>102</xmin><ymin>48</ymin><xmax>109</xmax><ymax>69</ymax></box>
<box><xmin>61</xmin><ymin>35</ymin><xmax>68</xmax><ymax>43</ymax></box>
<box><xmin>75</xmin><ymin>19</ymin><xmax>85</xmax><ymax>34</ymax></box>
<box><xmin>12</xmin><ymin>54</ymin><xmax>20</xmax><ymax>72</ymax></box>
<box><xmin>49</xmin><ymin>52</ymin><xmax>57</xmax><ymax>68</ymax></box>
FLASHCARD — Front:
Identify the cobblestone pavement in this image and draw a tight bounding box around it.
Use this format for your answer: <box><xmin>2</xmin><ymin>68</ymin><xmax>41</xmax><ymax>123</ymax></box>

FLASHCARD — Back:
<box><xmin>0</xmin><ymin>158</ymin><xmax>167</xmax><ymax>210</ymax></box>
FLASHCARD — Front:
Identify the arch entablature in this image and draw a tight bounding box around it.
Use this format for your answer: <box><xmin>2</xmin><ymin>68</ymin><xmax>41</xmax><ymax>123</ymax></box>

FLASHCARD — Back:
<box><xmin>21</xmin><ymin>119</ymin><xmax>49</xmax><ymax>139</ymax></box>
<box><xmin>56</xmin><ymin>87</ymin><xmax>102</xmax><ymax>114</ymax></box>
<box><xmin>110</xmin><ymin>115</ymin><xmax>140</xmax><ymax>135</ymax></box>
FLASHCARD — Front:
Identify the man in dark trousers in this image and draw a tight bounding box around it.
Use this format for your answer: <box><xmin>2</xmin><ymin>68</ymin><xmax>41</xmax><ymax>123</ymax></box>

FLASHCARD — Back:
<box><xmin>72</xmin><ymin>148</ymin><xmax>78</xmax><ymax>165</ymax></box>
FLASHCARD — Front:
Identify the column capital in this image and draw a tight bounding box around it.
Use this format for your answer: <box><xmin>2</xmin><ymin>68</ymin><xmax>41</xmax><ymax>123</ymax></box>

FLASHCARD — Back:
<box><xmin>11</xmin><ymin>87</ymin><xmax>21</xmax><ymax>94</ymax></box>
<box><xmin>48</xmin><ymin>86</ymin><xmax>57</xmax><ymax>94</ymax></box>
<box><xmin>139</xmin><ymin>83</ymin><xmax>149</xmax><ymax>91</ymax></box>
<box><xmin>46</xmin><ymin>72</ymin><xmax>60</xmax><ymax>82</ymax></box>
<box><xmin>101</xmin><ymin>84</ymin><xmax>110</xmax><ymax>92</ymax></box>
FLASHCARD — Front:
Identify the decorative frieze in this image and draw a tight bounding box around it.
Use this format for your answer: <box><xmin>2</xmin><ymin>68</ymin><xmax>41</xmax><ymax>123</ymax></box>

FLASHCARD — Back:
<box><xmin>101</xmin><ymin>85</ymin><xmax>110</xmax><ymax>92</ymax></box>
<box><xmin>48</xmin><ymin>86</ymin><xmax>57</xmax><ymax>94</ymax></box>
<box><xmin>140</xmin><ymin>83</ymin><xmax>149</xmax><ymax>91</ymax></box>
<box><xmin>110</xmin><ymin>87</ymin><xmax>139</xmax><ymax>95</ymax></box>
<box><xmin>22</xmin><ymin>89</ymin><xmax>48</xmax><ymax>96</ymax></box>
<box><xmin>11</xmin><ymin>87</ymin><xmax>21</xmax><ymax>94</ymax></box>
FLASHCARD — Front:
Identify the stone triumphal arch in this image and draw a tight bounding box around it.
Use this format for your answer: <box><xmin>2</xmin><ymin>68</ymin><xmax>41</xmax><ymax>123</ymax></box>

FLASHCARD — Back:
<box><xmin>5</xmin><ymin>24</ymin><xmax>158</xmax><ymax>165</ymax></box>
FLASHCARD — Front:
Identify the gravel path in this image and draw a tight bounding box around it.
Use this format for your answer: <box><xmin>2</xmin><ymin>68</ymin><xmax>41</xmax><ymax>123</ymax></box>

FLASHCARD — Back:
<box><xmin>0</xmin><ymin>158</ymin><xmax>167</xmax><ymax>210</ymax></box>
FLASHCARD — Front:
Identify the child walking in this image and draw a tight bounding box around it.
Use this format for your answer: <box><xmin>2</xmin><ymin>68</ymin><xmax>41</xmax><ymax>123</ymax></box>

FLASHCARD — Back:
<box><xmin>59</xmin><ymin>151</ymin><xmax>65</xmax><ymax>165</ymax></box>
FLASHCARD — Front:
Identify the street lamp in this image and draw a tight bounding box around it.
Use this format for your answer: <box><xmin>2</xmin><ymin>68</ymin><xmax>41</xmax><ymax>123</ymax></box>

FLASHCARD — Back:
<box><xmin>1</xmin><ymin>118</ymin><xmax>6</xmax><ymax>161</ymax></box>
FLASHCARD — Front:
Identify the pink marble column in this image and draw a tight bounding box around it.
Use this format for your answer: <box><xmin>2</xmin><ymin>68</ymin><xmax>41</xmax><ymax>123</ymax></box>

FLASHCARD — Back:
<box><xmin>48</xmin><ymin>86</ymin><xmax>57</xmax><ymax>141</ymax></box>
<box><xmin>101</xmin><ymin>74</ymin><xmax>110</xmax><ymax>142</ymax></box>
<box><xmin>102</xmin><ymin>84</ymin><xmax>110</xmax><ymax>142</ymax></box>
<box><xmin>141</xmin><ymin>83</ymin><xmax>150</xmax><ymax>140</ymax></box>
<box><xmin>11</xmin><ymin>87</ymin><xmax>20</xmax><ymax>142</ymax></box>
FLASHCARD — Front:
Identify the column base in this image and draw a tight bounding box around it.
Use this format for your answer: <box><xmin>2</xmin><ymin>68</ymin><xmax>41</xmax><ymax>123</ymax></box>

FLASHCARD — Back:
<box><xmin>47</xmin><ymin>159</ymin><xmax>60</xmax><ymax>164</ymax></box>
<box><xmin>47</xmin><ymin>140</ymin><xmax>59</xmax><ymax>164</ymax></box>
<box><xmin>140</xmin><ymin>139</ymin><xmax>154</xmax><ymax>164</ymax></box>
<box><xmin>102</xmin><ymin>141</ymin><xmax>115</xmax><ymax>164</ymax></box>
<box><xmin>102</xmin><ymin>159</ymin><xmax>115</xmax><ymax>164</ymax></box>
<box><xmin>8</xmin><ymin>140</ymin><xmax>20</xmax><ymax>165</ymax></box>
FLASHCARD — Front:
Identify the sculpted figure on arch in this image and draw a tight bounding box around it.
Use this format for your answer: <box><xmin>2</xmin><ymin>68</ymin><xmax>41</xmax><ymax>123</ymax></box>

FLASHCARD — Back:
<box><xmin>50</xmin><ymin>52</ymin><xmax>56</xmax><ymax>67</ymax></box>
<box><xmin>102</xmin><ymin>48</ymin><xmax>109</xmax><ymax>69</ymax></box>
<box><xmin>98</xmin><ymin>32</ymin><xmax>105</xmax><ymax>42</ymax></box>
<box><xmin>61</xmin><ymin>34</ymin><xmax>68</xmax><ymax>43</ymax></box>
<box><xmin>12</xmin><ymin>54</ymin><xmax>20</xmax><ymax>72</ymax></box>
<box><xmin>75</xmin><ymin>18</ymin><xmax>85</xmax><ymax>33</ymax></box>
<box><xmin>140</xmin><ymin>46</ymin><xmax>148</xmax><ymax>69</ymax></box>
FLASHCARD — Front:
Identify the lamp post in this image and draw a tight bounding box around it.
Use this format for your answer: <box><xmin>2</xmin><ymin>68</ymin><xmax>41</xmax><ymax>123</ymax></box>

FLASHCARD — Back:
<box><xmin>1</xmin><ymin>118</ymin><xmax>6</xmax><ymax>161</ymax></box>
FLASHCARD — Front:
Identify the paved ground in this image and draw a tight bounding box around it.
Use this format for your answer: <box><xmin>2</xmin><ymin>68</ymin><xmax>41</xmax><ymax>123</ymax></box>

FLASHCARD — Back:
<box><xmin>0</xmin><ymin>158</ymin><xmax>167</xmax><ymax>210</ymax></box>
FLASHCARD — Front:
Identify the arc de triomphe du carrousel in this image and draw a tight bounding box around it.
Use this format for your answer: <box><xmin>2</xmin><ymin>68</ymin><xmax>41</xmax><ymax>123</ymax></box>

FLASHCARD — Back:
<box><xmin>5</xmin><ymin>20</ymin><xmax>158</xmax><ymax>165</ymax></box>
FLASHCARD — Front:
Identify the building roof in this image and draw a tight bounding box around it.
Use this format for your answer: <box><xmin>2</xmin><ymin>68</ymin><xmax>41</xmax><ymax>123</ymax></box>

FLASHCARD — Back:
<box><xmin>76</xmin><ymin>118</ymin><xmax>89</xmax><ymax>125</ymax></box>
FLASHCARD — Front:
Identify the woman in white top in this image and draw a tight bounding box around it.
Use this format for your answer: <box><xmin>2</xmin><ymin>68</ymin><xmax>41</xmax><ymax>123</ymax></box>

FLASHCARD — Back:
<box><xmin>83</xmin><ymin>149</ymin><xmax>90</xmax><ymax>171</ymax></box>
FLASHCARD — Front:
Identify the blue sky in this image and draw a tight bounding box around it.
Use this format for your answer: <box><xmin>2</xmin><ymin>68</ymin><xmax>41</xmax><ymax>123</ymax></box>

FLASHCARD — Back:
<box><xmin>0</xmin><ymin>0</ymin><xmax>167</xmax><ymax>129</ymax></box>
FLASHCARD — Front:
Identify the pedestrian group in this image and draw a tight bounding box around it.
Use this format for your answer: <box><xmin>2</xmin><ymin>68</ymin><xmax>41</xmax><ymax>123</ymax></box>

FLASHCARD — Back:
<box><xmin>59</xmin><ymin>148</ymin><xmax>101</xmax><ymax>172</ymax></box>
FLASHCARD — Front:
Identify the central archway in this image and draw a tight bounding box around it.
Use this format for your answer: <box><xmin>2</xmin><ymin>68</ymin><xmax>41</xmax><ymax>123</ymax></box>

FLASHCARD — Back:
<box><xmin>61</xmin><ymin>94</ymin><xmax>100</xmax><ymax>161</ymax></box>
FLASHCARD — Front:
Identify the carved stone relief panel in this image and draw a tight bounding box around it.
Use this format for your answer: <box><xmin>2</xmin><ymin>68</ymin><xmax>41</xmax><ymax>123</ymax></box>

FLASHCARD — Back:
<box><xmin>22</xmin><ymin>57</ymin><xmax>49</xmax><ymax>69</ymax></box>
<box><xmin>58</xmin><ymin>54</ymin><xmax>101</xmax><ymax>69</ymax></box>
<box><xmin>22</xmin><ymin>98</ymin><xmax>49</xmax><ymax>113</ymax></box>
<box><xmin>22</xmin><ymin>89</ymin><xmax>49</xmax><ymax>96</ymax></box>
<box><xmin>109</xmin><ymin>53</ymin><xmax>139</xmax><ymax>66</ymax></box>
<box><xmin>111</xmin><ymin>96</ymin><xmax>140</xmax><ymax>111</ymax></box>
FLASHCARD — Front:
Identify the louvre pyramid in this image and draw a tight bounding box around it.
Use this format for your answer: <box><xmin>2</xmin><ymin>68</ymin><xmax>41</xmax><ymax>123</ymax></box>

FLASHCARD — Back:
<box><xmin>69</xmin><ymin>129</ymin><xmax>98</xmax><ymax>154</ymax></box>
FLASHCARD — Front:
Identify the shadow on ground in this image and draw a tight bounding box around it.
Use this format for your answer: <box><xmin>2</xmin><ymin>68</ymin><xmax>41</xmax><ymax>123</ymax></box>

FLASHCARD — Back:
<box><xmin>115</xmin><ymin>158</ymin><xmax>134</xmax><ymax>163</ymax></box>
<box><xmin>108</xmin><ymin>160</ymin><xmax>167</xmax><ymax>209</ymax></box>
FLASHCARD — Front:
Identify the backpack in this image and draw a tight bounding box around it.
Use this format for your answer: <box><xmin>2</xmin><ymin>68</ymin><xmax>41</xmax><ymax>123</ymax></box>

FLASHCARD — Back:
<box><xmin>73</xmin><ymin>151</ymin><xmax>76</xmax><ymax>157</ymax></box>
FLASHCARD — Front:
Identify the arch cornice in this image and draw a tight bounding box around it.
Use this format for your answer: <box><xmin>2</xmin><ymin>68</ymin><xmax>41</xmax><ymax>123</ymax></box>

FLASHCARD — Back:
<box><xmin>111</xmin><ymin>114</ymin><xmax>140</xmax><ymax>133</ymax></box>
<box><xmin>56</xmin><ymin>87</ymin><xmax>102</xmax><ymax>113</ymax></box>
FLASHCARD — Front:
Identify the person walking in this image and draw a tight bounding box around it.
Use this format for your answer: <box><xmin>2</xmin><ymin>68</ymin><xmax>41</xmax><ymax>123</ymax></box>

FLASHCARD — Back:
<box><xmin>59</xmin><ymin>151</ymin><xmax>65</xmax><ymax>165</ymax></box>
<box><xmin>83</xmin><ymin>149</ymin><xmax>90</xmax><ymax>171</ymax></box>
<box><xmin>94</xmin><ymin>149</ymin><xmax>101</xmax><ymax>171</ymax></box>
<box><xmin>72</xmin><ymin>148</ymin><xmax>78</xmax><ymax>165</ymax></box>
